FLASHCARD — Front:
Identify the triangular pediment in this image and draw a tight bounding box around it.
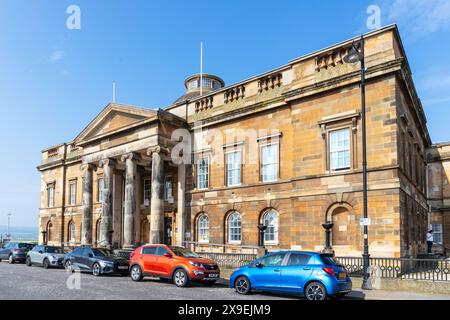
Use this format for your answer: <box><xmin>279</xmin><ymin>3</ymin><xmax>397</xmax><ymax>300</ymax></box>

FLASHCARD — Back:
<box><xmin>74</xmin><ymin>103</ymin><xmax>157</xmax><ymax>144</ymax></box>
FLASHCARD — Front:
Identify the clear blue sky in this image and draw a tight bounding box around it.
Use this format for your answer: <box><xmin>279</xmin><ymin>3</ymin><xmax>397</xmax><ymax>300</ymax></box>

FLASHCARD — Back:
<box><xmin>0</xmin><ymin>0</ymin><xmax>449</xmax><ymax>228</ymax></box>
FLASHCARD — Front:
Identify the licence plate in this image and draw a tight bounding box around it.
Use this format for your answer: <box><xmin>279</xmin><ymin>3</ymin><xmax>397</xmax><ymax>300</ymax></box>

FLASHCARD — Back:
<box><xmin>338</xmin><ymin>272</ymin><xmax>346</xmax><ymax>280</ymax></box>
<box><xmin>208</xmin><ymin>274</ymin><xmax>219</xmax><ymax>278</ymax></box>
<box><xmin>118</xmin><ymin>266</ymin><xmax>129</xmax><ymax>270</ymax></box>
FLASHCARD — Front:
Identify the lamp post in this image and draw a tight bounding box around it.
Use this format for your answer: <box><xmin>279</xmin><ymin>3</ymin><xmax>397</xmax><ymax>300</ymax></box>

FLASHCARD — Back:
<box><xmin>7</xmin><ymin>213</ymin><xmax>12</xmax><ymax>240</ymax></box>
<box><xmin>343</xmin><ymin>35</ymin><xmax>371</xmax><ymax>290</ymax></box>
<box><xmin>258</xmin><ymin>224</ymin><xmax>268</xmax><ymax>247</ymax></box>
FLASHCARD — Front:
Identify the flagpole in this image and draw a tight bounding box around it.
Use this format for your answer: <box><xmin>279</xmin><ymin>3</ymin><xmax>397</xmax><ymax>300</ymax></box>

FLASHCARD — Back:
<box><xmin>200</xmin><ymin>42</ymin><xmax>203</xmax><ymax>96</ymax></box>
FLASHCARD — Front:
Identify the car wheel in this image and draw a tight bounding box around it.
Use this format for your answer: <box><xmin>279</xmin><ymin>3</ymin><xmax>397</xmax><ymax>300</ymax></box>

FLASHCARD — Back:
<box><xmin>130</xmin><ymin>265</ymin><xmax>143</xmax><ymax>282</ymax></box>
<box><xmin>8</xmin><ymin>254</ymin><xmax>14</xmax><ymax>264</ymax></box>
<box><xmin>92</xmin><ymin>263</ymin><xmax>101</xmax><ymax>276</ymax></box>
<box><xmin>43</xmin><ymin>259</ymin><xmax>50</xmax><ymax>269</ymax></box>
<box><xmin>235</xmin><ymin>276</ymin><xmax>251</xmax><ymax>295</ymax></box>
<box><xmin>173</xmin><ymin>268</ymin><xmax>189</xmax><ymax>287</ymax></box>
<box><xmin>305</xmin><ymin>282</ymin><xmax>327</xmax><ymax>301</ymax></box>
<box><xmin>65</xmin><ymin>260</ymin><xmax>73</xmax><ymax>272</ymax></box>
<box><xmin>26</xmin><ymin>257</ymin><xmax>32</xmax><ymax>267</ymax></box>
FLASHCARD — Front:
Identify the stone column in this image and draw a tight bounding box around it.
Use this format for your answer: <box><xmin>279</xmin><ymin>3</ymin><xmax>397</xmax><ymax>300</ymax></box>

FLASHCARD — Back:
<box><xmin>175</xmin><ymin>164</ymin><xmax>186</xmax><ymax>246</ymax></box>
<box><xmin>81</xmin><ymin>163</ymin><xmax>95</xmax><ymax>245</ymax></box>
<box><xmin>98</xmin><ymin>159</ymin><xmax>116</xmax><ymax>248</ymax></box>
<box><xmin>148</xmin><ymin>146</ymin><xmax>166</xmax><ymax>244</ymax></box>
<box><xmin>121</xmin><ymin>153</ymin><xmax>139</xmax><ymax>249</ymax></box>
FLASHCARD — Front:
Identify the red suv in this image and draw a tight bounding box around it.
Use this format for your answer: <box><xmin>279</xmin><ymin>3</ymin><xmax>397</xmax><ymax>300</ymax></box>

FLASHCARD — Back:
<box><xmin>129</xmin><ymin>244</ymin><xmax>220</xmax><ymax>287</ymax></box>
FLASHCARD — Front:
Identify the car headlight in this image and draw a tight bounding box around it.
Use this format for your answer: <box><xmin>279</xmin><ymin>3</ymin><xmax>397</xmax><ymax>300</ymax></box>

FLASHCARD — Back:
<box><xmin>99</xmin><ymin>261</ymin><xmax>113</xmax><ymax>267</ymax></box>
<box><xmin>189</xmin><ymin>261</ymin><xmax>203</xmax><ymax>268</ymax></box>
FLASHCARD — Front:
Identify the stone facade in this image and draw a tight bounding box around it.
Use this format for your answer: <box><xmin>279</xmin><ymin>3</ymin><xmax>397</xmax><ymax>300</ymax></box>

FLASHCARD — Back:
<box><xmin>427</xmin><ymin>143</ymin><xmax>450</xmax><ymax>253</ymax></box>
<box><xmin>37</xmin><ymin>25</ymin><xmax>447</xmax><ymax>258</ymax></box>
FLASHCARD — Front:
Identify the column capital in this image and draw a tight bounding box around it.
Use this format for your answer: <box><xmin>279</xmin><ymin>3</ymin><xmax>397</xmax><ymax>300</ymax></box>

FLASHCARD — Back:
<box><xmin>98</xmin><ymin>158</ymin><xmax>117</xmax><ymax>168</ymax></box>
<box><xmin>80</xmin><ymin>163</ymin><xmax>96</xmax><ymax>172</ymax></box>
<box><xmin>147</xmin><ymin>145</ymin><xmax>170</xmax><ymax>156</ymax></box>
<box><xmin>121</xmin><ymin>152</ymin><xmax>141</xmax><ymax>162</ymax></box>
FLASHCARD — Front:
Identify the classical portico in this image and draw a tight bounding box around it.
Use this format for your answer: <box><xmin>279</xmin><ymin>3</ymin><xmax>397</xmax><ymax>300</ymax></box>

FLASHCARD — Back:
<box><xmin>67</xmin><ymin>103</ymin><xmax>190</xmax><ymax>249</ymax></box>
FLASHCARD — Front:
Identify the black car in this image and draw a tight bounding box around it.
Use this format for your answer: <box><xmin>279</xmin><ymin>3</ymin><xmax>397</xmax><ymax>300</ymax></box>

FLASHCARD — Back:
<box><xmin>63</xmin><ymin>247</ymin><xmax>129</xmax><ymax>276</ymax></box>
<box><xmin>0</xmin><ymin>242</ymin><xmax>35</xmax><ymax>264</ymax></box>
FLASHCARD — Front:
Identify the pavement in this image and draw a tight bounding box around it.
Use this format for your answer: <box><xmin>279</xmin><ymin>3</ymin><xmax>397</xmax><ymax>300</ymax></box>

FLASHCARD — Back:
<box><xmin>1</xmin><ymin>261</ymin><xmax>449</xmax><ymax>300</ymax></box>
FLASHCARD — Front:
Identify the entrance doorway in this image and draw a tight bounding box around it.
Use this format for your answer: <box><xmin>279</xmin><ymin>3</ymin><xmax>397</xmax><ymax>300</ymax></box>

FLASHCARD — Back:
<box><xmin>164</xmin><ymin>217</ymin><xmax>173</xmax><ymax>245</ymax></box>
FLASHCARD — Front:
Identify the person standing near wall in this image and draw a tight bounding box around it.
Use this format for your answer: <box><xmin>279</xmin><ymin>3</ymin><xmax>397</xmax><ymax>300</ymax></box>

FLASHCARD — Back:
<box><xmin>426</xmin><ymin>230</ymin><xmax>434</xmax><ymax>254</ymax></box>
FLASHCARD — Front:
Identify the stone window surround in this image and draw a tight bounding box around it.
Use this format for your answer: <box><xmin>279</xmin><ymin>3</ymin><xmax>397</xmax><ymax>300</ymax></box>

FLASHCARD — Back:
<box><xmin>194</xmin><ymin>150</ymin><xmax>211</xmax><ymax>191</ymax></box>
<box><xmin>68</xmin><ymin>178</ymin><xmax>77</xmax><ymax>206</ymax></box>
<box><xmin>196</xmin><ymin>212</ymin><xmax>209</xmax><ymax>244</ymax></box>
<box><xmin>319</xmin><ymin>112</ymin><xmax>360</xmax><ymax>174</ymax></box>
<box><xmin>223</xmin><ymin>142</ymin><xmax>244</xmax><ymax>188</ymax></box>
<box><xmin>226</xmin><ymin>210</ymin><xmax>242</xmax><ymax>245</ymax></box>
<box><xmin>46</xmin><ymin>181</ymin><xmax>56</xmax><ymax>208</ymax></box>
<box><xmin>260</xmin><ymin>208</ymin><xmax>279</xmax><ymax>245</ymax></box>
<box><xmin>258</xmin><ymin>133</ymin><xmax>282</xmax><ymax>183</ymax></box>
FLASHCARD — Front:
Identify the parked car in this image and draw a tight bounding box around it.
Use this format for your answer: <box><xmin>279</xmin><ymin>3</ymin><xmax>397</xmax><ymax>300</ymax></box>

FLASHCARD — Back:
<box><xmin>63</xmin><ymin>246</ymin><xmax>130</xmax><ymax>276</ymax></box>
<box><xmin>129</xmin><ymin>244</ymin><xmax>220</xmax><ymax>287</ymax></box>
<box><xmin>0</xmin><ymin>242</ymin><xmax>35</xmax><ymax>264</ymax></box>
<box><xmin>229</xmin><ymin>251</ymin><xmax>352</xmax><ymax>300</ymax></box>
<box><xmin>26</xmin><ymin>245</ymin><xmax>65</xmax><ymax>269</ymax></box>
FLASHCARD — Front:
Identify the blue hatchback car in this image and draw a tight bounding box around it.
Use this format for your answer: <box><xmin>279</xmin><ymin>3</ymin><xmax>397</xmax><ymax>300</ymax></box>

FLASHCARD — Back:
<box><xmin>229</xmin><ymin>251</ymin><xmax>352</xmax><ymax>300</ymax></box>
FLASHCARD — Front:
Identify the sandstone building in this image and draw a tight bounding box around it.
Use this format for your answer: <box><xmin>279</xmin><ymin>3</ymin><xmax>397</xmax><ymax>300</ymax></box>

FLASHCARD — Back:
<box><xmin>37</xmin><ymin>25</ymin><xmax>449</xmax><ymax>258</ymax></box>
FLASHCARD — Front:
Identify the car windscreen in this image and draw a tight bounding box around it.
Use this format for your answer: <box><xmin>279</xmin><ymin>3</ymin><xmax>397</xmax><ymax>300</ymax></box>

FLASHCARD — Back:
<box><xmin>92</xmin><ymin>248</ymin><xmax>114</xmax><ymax>257</ymax></box>
<box><xmin>18</xmin><ymin>243</ymin><xmax>35</xmax><ymax>250</ymax></box>
<box><xmin>45</xmin><ymin>247</ymin><xmax>64</xmax><ymax>254</ymax></box>
<box><xmin>320</xmin><ymin>254</ymin><xmax>340</xmax><ymax>266</ymax></box>
<box><xmin>169</xmin><ymin>246</ymin><xmax>199</xmax><ymax>258</ymax></box>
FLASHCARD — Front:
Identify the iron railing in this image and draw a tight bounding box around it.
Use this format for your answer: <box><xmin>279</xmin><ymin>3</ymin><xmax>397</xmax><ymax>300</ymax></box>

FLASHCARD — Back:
<box><xmin>196</xmin><ymin>252</ymin><xmax>258</xmax><ymax>269</ymax></box>
<box><xmin>184</xmin><ymin>241</ymin><xmax>260</xmax><ymax>255</ymax></box>
<box><xmin>336</xmin><ymin>256</ymin><xmax>450</xmax><ymax>282</ymax></box>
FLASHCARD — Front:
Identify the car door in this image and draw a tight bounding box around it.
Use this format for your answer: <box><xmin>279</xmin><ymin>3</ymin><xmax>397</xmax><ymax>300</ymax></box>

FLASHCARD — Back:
<box><xmin>70</xmin><ymin>248</ymin><xmax>86</xmax><ymax>270</ymax></box>
<box><xmin>28</xmin><ymin>246</ymin><xmax>40</xmax><ymax>264</ymax></box>
<box><xmin>36</xmin><ymin>246</ymin><xmax>46</xmax><ymax>265</ymax></box>
<box><xmin>153</xmin><ymin>246</ymin><xmax>172</xmax><ymax>277</ymax></box>
<box><xmin>141</xmin><ymin>246</ymin><xmax>158</xmax><ymax>275</ymax></box>
<box><xmin>279</xmin><ymin>253</ymin><xmax>314</xmax><ymax>293</ymax></box>
<box><xmin>248</xmin><ymin>253</ymin><xmax>286</xmax><ymax>291</ymax></box>
<box><xmin>0</xmin><ymin>243</ymin><xmax>10</xmax><ymax>259</ymax></box>
<box><xmin>79</xmin><ymin>248</ymin><xmax>94</xmax><ymax>270</ymax></box>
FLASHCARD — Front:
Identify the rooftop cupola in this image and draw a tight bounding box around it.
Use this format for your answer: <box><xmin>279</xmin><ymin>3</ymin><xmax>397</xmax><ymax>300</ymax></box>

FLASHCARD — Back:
<box><xmin>174</xmin><ymin>74</ymin><xmax>225</xmax><ymax>104</ymax></box>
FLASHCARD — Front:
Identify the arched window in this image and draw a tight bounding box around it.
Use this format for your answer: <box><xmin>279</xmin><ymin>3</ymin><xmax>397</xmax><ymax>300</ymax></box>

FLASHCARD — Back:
<box><xmin>197</xmin><ymin>214</ymin><xmax>209</xmax><ymax>243</ymax></box>
<box><xmin>68</xmin><ymin>221</ymin><xmax>76</xmax><ymax>243</ymax></box>
<box><xmin>46</xmin><ymin>221</ymin><xmax>53</xmax><ymax>243</ymax></box>
<box><xmin>263</xmin><ymin>209</ymin><xmax>279</xmax><ymax>243</ymax></box>
<box><xmin>227</xmin><ymin>211</ymin><xmax>241</xmax><ymax>243</ymax></box>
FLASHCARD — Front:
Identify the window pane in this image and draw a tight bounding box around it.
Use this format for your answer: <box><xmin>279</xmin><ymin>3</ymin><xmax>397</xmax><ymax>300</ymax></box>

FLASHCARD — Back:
<box><xmin>228</xmin><ymin>212</ymin><xmax>241</xmax><ymax>242</ymax></box>
<box><xmin>198</xmin><ymin>215</ymin><xmax>209</xmax><ymax>242</ymax></box>
<box><xmin>143</xmin><ymin>179</ymin><xmax>151</xmax><ymax>202</ymax></box>
<box><xmin>227</xmin><ymin>151</ymin><xmax>241</xmax><ymax>186</ymax></box>
<box><xmin>330</xmin><ymin>128</ymin><xmax>350</xmax><ymax>171</ymax></box>
<box><xmin>261</xmin><ymin>144</ymin><xmax>278</xmax><ymax>182</ymax></box>
<box><xmin>197</xmin><ymin>158</ymin><xmax>209</xmax><ymax>189</ymax></box>
<box><xmin>263</xmin><ymin>210</ymin><xmax>278</xmax><ymax>243</ymax></box>
<box><xmin>287</xmin><ymin>254</ymin><xmax>311</xmax><ymax>266</ymax></box>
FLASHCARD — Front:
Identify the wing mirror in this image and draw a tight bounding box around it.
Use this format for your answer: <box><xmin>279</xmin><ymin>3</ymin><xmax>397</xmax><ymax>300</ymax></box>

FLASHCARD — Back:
<box><xmin>38</xmin><ymin>250</ymin><xmax>43</xmax><ymax>254</ymax></box>
<box><xmin>88</xmin><ymin>253</ymin><xmax>93</xmax><ymax>258</ymax></box>
<box><xmin>163</xmin><ymin>252</ymin><xmax>173</xmax><ymax>258</ymax></box>
<box><xmin>255</xmin><ymin>262</ymin><xmax>264</xmax><ymax>268</ymax></box>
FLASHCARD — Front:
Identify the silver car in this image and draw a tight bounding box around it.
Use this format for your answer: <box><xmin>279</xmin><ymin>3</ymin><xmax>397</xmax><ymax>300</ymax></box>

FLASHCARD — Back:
<box><xmin>26</xmin><ymin>245</ymin><xmax>66</xmax><ymax>269</ymax></box>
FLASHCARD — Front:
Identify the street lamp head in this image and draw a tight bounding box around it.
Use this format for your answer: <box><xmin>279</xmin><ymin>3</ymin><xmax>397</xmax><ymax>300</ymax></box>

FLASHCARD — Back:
<box><xmin>343</xmin><ymin>43</ymin><xmax>362</xmax><ymax>64</ymax></box>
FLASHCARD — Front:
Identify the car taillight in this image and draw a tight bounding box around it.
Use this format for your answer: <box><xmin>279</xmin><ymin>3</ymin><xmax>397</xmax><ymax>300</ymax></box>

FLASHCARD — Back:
<box><xmin>322</xmin><ymin>267</ymin><xmax>336</xmax><ymax>277</ymax></box>
<box><xmin>130</xmin><ymin>252</ymin><xmax>135</xmax><ymax>259</ymax></box>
